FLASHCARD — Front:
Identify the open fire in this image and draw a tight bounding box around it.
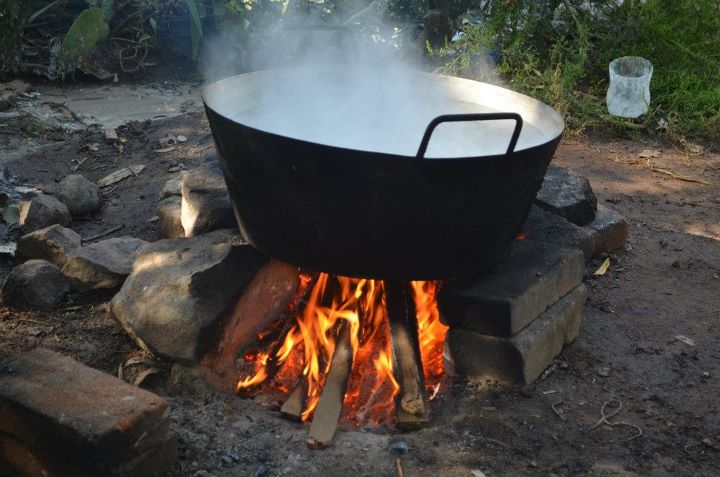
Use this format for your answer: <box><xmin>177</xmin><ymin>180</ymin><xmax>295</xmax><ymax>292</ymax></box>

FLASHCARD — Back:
<box><xmin>234</xmin><ymin>273</ymin><xmax>448</xmax><ymax>432</ymax></box>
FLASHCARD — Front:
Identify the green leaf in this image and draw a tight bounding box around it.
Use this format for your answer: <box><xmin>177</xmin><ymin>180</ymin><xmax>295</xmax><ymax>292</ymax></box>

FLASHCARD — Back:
<box><xmin>27</xmin><ymin>0</ymin><xmax>60</xmax><ymax>24</ymax></box>
<box><xmin>59</xmin><ymin>7</ymin><xmax>109</xmax><ymax>67</ymax></box>
<box><xmin>183</xmin><ymin>0</ymin><xmax>203</xmax><ymax>60</ymax></box>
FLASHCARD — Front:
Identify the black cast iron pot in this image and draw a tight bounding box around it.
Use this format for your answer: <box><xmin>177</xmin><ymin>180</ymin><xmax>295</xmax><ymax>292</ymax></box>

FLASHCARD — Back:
<box><xmin>203</xmin><ymin>66</ymin><xmax>564</xmax><ymax>280</ymax></box>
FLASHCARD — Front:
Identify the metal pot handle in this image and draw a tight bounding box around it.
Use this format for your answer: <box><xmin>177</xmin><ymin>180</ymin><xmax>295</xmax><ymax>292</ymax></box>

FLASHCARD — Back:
<box><xmin>415</xmin><ymin>113</ymin><xmax>524</xmax><ymax>159</ymax></box>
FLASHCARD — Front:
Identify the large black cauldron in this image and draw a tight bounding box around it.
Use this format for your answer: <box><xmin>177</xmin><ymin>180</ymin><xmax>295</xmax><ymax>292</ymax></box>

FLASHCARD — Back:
<box><xmin>203</xmin><ymin>67</ymin><xmax>564</xmax><ymax>280</ymax></box>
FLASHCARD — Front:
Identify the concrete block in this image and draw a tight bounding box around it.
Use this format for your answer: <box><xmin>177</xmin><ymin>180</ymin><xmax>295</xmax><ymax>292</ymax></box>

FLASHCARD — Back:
<box><xmin>588</xmin><ymin>204</ymin><xmax>628</xmax><ymax>255</ymax></box>
<box><xmin>0</xmin><ymin>348</ymin><xmax>176</xmax><ymax>476</ymax></box>
<box><xmin>535</xmin><ymin>164</ymin><xmax>598</xmax><ymax>225</ymax></box>
<box><xmin>439</xmin><ymin>239</ymin><xmax>584</xmax><ymax>336</ymax></box>
<box><xmin>447</xmin><ymin>285</ymin><xmax>588</xmax><ymax>384</ymax></box>
<box><xmin>522</xmin><ymin>205</ymin><xmax>597</xmax><ymax>261</ymax></box>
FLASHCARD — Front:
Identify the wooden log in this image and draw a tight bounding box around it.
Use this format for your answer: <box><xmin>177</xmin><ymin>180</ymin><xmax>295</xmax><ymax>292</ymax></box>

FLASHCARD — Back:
<box><xmin>386</xmin><ymin>282</ymin><xmax>429</xmax><ymax>430</ymax></box>
<box><xmin>307</xmin><ymin>321</ymin><xmax>354</xmax><ymax>449</ymax></box>
<box><xmin>280</xmin><ymin>379</ymin><xmax>307</xmax><ymax>422</ymax></box>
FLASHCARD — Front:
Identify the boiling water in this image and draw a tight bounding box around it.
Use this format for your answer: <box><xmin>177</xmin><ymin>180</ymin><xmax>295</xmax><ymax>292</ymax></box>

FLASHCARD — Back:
<box><xmin>232</xmin><ymin>98</ymin><xmax>546</xmax><ymax>158</ymax></box>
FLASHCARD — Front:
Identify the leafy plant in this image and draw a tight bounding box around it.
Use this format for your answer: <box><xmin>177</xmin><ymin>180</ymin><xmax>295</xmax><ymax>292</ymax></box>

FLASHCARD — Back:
<box><xmin>440</xmin><ymin>0</ymin><xmax>720</xmax><ymax>144</ymax></box>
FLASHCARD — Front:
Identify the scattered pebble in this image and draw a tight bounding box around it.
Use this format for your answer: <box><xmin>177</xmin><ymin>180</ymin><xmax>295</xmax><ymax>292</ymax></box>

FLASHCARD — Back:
<box><xmin>389</xmin><ymin>436</ymin><xmax>408</xmax><ymax>454</ymax></box>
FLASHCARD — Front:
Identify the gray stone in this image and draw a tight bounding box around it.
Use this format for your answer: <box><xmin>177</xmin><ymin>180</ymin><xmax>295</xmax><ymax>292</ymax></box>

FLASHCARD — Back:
<box><xmin>522</xmin><ymin>205</ymin><xmax>597</xmax><ymax>260</ymax></box>
<box><xmin>15</xmin><ymin>224</ymin><xmax>81</xmax><ymax>266</ymax></box>
<box><xmin>447</xmin><ymin>285</ymin><xmax>587</xmax><ymax>384</ymax></box>
<box><xmin>181</xmin><ymin>166</ymin><xmax>235</xmax><ymax>237</ymax></box>
<box><xmin>588</xmin><ymin>204</ymin><xmax>629</xmax><ymax>255</ymax></box>
<box><xmin>157</xmin><ymin>196</ymin><xmax>184</xmax><ymax>239</ymax></box>
<box><xmin>0</xmin><ymin>348</ymin><xmax>176</xmax><ymax>476</ymax></box>
<box><xmin>439</xmin><ymin>239</ymin><xmax>584</xmax><ymax>336</ymax></box>
<box><xmin>18</xmin><ymin>193</ymin><xmax>71</xmax><ymax>232</ymax></box>
<box><xmin>63</xmin><ymin>236</ymin><xmax>149</xmax><ymax>291</ymax></box>
<box><xmin>159</xmin><ymin>177</ymin><xmax>183</xmax><ymax>200</ymax></box>
<box><xmin>535</xmin><ymin>165</ymin><xmax>597</xmax><ymax>225</ymax></box>
<box><xmin>111</xmin><ymin>230</ymin><xmax>267</xmax><ymax>362</ymax></box>
<box><xmin>1</xmin><ymin>259</ymin><xmax>70</xmax><ymax>311</ymax></box>
<box><xmin>56</xmin><ymin>174</ymin><xmax>102</xmax><ymax>215</ymax></box>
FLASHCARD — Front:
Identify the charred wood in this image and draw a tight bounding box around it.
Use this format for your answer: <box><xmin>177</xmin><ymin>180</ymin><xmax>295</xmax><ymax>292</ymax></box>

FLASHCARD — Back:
<box><xmin>386</xmin><ymin>282</ymin><xmax>429</xmax><ymax>430</ymax></box>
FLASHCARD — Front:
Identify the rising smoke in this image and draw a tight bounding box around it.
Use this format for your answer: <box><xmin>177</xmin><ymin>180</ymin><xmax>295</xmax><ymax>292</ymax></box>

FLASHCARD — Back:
<box><xmin>202</xmin><ymin>5</ymin><xmax>552</xmax><ymax>158</ymax></box>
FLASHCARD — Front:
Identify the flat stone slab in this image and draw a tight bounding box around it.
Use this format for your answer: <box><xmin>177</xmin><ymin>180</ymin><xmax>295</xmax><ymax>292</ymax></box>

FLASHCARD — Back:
<box><xmin>522</xmin><ymin>205</ymin><xmax>597</xmax><ymax>261</ymax></box>
<box><xmin>535</xmin><ymin>165</ymin><xmax>598</xmax><ymax>226</ymax></box>
<box><xmin>439</xmin><ymin>238</ymin><xmax>584</xmax><ymax>336</ymax></box>
<box><xmin>0</xmin><ymin>348</ymin><xmax>176</xmax><ymax>476</ymax></box>
<box><xmin>63</xmin><ymin>236</ymin><xmax>149</xmax><ymax>291</ymax></box>
<box><xmin>15</xmin><ymin>224</ymin><xmax>81</xmax><ymax>267</ymax></box>
<box><xmin>589</xmin><ymin>204</ymin><xmax>628</xmax><ymax>255</ymax></box>
<box><xmin>447</xmin><ymin>285</ymin><xmax>587</xmax><ymax>384</ymax></box>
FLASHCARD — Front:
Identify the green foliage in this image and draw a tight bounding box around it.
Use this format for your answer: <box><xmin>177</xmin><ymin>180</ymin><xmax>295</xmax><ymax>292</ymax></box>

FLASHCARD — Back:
<box><xmin>183</xmin><ymin>0</ymin><xmax>204</xmax><ymax>60</ymax></box>
<box><xmin>58</xmin><ymin>7</ymin><xmax>109</xmax><ymax>66</ymax></box>
<box><xmin>442</xmin><ymin>0</ymin><xmax>720</xmax><ymax>144</ymax></box>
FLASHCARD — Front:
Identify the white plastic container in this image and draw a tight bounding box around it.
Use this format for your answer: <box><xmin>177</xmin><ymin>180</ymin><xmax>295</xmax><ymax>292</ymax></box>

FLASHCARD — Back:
<box><xmin>606</xmin><ymin>56</ymin><xmax>653</xmax><ymax>118</ymax></box>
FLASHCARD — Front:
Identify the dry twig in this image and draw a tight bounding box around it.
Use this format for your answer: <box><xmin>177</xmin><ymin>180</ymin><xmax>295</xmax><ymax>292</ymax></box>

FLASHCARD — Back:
<box><xmin>590</xmin><ymin>399</ymin><xmax>643</xmax><ymax>442</ymax></box>
<box><xmin>395</xmin><ymin>458</ymin><xmax>404</xmax><ymax>477</ymax></box>
<box><xmin>83</xmin><ymin>225</ymin><xmax>124</xmax><ymax>242</ymax></box>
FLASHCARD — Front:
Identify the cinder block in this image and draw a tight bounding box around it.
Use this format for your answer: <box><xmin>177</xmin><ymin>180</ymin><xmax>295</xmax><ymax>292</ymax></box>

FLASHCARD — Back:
<box><xmin>535</xmin><ymin>165</ymin><xmax>598</xmax><ymax>225</ymax></box>
<box><xmin>439</xmin><ymin>239</ymin><xmax>584</xmax><ymax>336</ymax></box>
<box><xmin>0</xmin><ymin>348</ymin><xmax>176</xmax><ymax>476</ymax></box>
<box><xmin>522</xmin><ymin>205</ymin><xmax>597</xmax><ymax>261</ymax></box>
<box><xmin>588</xmin><ymin>204</ymin><xmax>628</xmax><ymax>255</ymax></box>
<box><xmin>447</xmin><ymin>285</ymin><xmax>588</xmax><ymax>384</ymax></box>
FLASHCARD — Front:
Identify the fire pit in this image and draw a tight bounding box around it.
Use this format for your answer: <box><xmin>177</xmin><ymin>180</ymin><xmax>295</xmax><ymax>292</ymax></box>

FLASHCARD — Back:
<box><xmin>201</xmin><ymin>66</ymin><xmax>566</xmax><ymax>446</ymax></box>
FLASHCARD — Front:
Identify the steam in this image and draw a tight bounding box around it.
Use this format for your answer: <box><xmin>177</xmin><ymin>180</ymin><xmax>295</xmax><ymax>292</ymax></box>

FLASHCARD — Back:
<box><xmin>202</xmin><ymin>7</ymin><xmax>553</xmax><ymax>158</ymax></box>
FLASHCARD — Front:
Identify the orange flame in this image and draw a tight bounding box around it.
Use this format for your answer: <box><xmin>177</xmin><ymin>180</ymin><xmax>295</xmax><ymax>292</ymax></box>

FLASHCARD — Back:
<box><xmin>237</xmin><ymin>273</ymin><xmax>448</xmax><ymax>426</ymax></box>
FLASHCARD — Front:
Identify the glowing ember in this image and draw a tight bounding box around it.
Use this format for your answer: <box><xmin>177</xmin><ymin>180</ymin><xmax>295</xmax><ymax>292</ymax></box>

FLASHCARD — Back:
<box><xmin>236</xmin><ymin>273</ymin><xmax>448</xmax><ymax>426</ymax></box>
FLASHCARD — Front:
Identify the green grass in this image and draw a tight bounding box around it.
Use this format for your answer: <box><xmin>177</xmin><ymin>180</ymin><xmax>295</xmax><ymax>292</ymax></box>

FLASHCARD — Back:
<box><xmin>441</xmin><ymin>0</ymin><xmax>720</xmax><ymax>145</ymax></box>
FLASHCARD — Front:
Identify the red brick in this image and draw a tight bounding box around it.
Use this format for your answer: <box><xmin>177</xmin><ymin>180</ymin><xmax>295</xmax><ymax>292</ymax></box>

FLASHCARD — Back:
<box><xmin>0</xmin><ymin>348</ymin><xmax>176</xmax><ymax>476</ymax></box>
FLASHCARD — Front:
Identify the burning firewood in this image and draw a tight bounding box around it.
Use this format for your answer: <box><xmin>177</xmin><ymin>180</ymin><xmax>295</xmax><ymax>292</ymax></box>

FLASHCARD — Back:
<box><xmin>281</xmin><ymin>379</ymin><xmax>307</xmax><ymax>422</ymax></box>
<box><xmin>386</xmin><ymin>282</ymin><xmax>429</xmax><ymax>429</ymax></box>
<box><xmin>307</xmin><ymin>321</ymin><xmax>354</xmax><ymax>449</ymax></box>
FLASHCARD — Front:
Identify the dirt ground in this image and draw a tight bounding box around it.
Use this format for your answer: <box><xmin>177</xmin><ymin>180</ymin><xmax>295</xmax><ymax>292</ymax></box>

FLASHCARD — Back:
<box><xmin>1</xmin><ymin>109</ymin><xmax>719</xmax><ymax>476</ymax></box>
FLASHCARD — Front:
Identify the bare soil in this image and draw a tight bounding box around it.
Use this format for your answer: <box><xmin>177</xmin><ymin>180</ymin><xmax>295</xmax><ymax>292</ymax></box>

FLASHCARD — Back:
<box><xmin>1</xmin><ymin>114</ymin><xmax>719</xmax><ymax>476</ymax></box>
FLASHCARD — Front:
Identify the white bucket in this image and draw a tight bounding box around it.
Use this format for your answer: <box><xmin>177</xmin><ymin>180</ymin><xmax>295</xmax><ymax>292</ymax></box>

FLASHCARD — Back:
<box><xmin>606</xmin><ymin>56</ymin><xmax>653</xmax><ymax>118</ymax></box>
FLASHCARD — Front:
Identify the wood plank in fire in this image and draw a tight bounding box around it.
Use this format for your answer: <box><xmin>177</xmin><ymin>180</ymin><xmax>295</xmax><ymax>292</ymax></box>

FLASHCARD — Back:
<box><xmin>386</xmin><ymin>282</ymin><xmax>430</xmax><ymax>430</ymax></box>
<box><xmin>307</xmin><ymin>321</ymin><xmax>354</xmax><ymax>449</ymax></box>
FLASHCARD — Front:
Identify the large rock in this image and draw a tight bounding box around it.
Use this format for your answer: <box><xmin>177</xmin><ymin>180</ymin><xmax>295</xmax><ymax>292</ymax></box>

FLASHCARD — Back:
<box><xmin>18</xmin><ymin>193</ymin><xmax>71</xmax><ymax>232</ymax></box>
<box><xmin>56</xmin><ymin>174</ymin><xmax>102</xmax><ymax>215</ymax></box>
<box><xmin>1</xmin><ymin>259</ymin><xmax>70</xmax><ymax>311</ymax></box>
<box><xmin>447</xmin><ymin>285</ymin><xmax>587</xmax><ymax>384</ymax></box>
<box><xmin>439</xmin><ymin>239</ymin><xmax>585</xmax><ymax>336</ymax></box>
<box><xmin>535</xmin><ymin>165</ymin><xmax>598</xmax><ymax>226</ymax></box>
<box><xmin>15</xmin><ymin>224</ymin><xmax>81</xmax><ymax>266</ymax></box>
<box><xmin>0</xmin><ymin>348</ymin><xmax>176</xmax><ymax>477</ymax></box>
<box><xmin>156</xmin><ymin>196</ymin><xmax>184</xmax><ymax>239</ymax></box>
<box><xmin>111</xmin><ymin>230</ymin><xmax>268</xmax><ymax>362</ymax></box>
<box><xmin>180</xmin><ymin>166</ymin><xmax>235</xmax><ymax>237</ymax></box>
<box><xmin>63</xmin><ymin>236</ymin><xmax>149</xmax><ymax>291</ymax></box>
